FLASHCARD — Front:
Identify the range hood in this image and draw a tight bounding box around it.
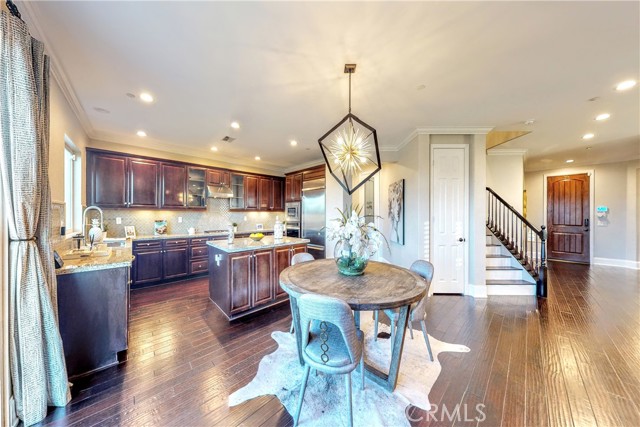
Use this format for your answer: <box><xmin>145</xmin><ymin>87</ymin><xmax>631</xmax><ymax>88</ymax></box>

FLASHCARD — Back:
<box><xmin>207</xmin><ymin>184</ymin><xmax>234</xmax><ymax>199</ymax></box>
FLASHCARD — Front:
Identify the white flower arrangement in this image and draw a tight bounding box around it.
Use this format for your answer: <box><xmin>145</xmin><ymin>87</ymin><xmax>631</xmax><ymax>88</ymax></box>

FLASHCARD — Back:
<box><xmin>326</xmin><ymin>206</ymin><xmax>388</xmax><ymax>257</ymax></box>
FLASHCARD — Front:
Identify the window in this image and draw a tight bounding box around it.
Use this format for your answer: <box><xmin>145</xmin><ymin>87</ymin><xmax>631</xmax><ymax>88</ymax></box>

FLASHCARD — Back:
<box><xmin>63</xmin><ymin>138</ymin><xmax>81</xmax><ymax>235</ymax></box>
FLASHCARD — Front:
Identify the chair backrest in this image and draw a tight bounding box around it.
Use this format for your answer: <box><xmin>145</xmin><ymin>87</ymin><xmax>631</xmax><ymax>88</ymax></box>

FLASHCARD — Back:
<box><xmin>291</xmin><ymin>252</ymin><xmax>314</xmax><ymax>265</ymax></box>
<box><xmin>409</xmin><ymin>260</ymin><xmax>434</xmax><ymax>321</ymax></box>
<box><xmin>297</xmin><ymin>294</ymin><xmax>360</xmax><ymax>364</ymax></box>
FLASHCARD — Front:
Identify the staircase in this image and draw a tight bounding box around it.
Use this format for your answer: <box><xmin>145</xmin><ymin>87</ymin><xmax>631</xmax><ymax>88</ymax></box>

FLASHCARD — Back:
<box><xmin>486</xmin><ymin>230</ymin><xmax>536</xmax><ymax>295</ymax></box>
<box><xmin>486</xmin><ymin>187</ymin><xmax>548</xmax><ymax>297</ymax></box>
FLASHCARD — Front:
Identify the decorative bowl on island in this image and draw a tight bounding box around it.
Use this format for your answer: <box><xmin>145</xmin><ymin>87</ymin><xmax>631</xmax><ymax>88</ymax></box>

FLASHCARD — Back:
<box><xmin>249</xmin><ymin>233</ymin><xmax>264</xmax><ymax>242</ymax></box>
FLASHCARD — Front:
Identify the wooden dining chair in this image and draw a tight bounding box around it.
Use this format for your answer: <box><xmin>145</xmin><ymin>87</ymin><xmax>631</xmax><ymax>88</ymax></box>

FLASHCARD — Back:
<box><xmin>289</xmin><ymin>253</ymin><xmax>315</xmax><ymax>333</ymax></box>
<box><xmin>294</xmin><ymin>294</ymin><xmax>364</xmax><ymax>427</ymax></box>
<box><xmin>374</xmin><ymin>260</ymin><xmax>434</xmax><ymax>361</ymax></box>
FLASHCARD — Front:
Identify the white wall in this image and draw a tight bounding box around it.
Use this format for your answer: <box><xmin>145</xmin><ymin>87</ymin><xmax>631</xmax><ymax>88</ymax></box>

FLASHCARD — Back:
<box><xmin>524</xmin><ymin>159</ymin><xmax>640</xmax><ymax>266</ymax></box>
<box><xmin>324</xmin><ymin>165</ymin><xmax>351</xmax><ymax>258</ymax></box>
<box><xmin>486</xmin><ymin>149</ymin><xmax>525</xmax><ymax>213</ymax></box>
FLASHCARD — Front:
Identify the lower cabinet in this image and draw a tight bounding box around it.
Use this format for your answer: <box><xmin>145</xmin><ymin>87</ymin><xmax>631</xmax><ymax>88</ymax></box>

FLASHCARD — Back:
<box><xmin>209</xmin><ymin>244</ymin><xmax>307</xmax><ymax>320</ymax></box>
<box><xmin>274</xmin><ymin>244</ymin><xmax>307</xmax><ymax>299</ymax></box>
<box><xmin>133</xmin><ymin>237</ymin><xmax>213</xmax><ymax>287</ymax></box>
<box><xmin>57</xmin><ymin>266</ymin><xmax>130</xmax><ymax>378</ymax></box>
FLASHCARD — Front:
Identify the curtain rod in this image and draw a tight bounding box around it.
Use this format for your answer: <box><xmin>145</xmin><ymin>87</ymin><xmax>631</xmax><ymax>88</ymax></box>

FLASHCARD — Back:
<box><xmin>6</xmin><ymin>0</ymin><xmax>23</xmax><ymax>21</ymax></box>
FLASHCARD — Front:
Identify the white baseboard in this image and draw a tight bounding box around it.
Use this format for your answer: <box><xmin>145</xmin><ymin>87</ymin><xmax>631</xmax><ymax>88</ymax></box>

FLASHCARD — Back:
<box><xmin>9</xmin><ymin>396</ymin><xmax>17</xmax><ymax>427</ymax></box>
<box><xmin>464</xmin><ymin>283</ymin><xmax>488</xmax><ymax>298</ymax></box>
<box><xmin>593</xmin><ymin>257</ymin><xmax>640</xmax><ymax>270</ymax></box>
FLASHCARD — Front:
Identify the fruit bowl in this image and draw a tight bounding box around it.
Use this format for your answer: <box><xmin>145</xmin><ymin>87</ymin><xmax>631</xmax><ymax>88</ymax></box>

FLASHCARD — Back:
<box><xmin>249</xmin><ymin>233</ymin><xmax>264</xmax><ymax>242</ymax></box>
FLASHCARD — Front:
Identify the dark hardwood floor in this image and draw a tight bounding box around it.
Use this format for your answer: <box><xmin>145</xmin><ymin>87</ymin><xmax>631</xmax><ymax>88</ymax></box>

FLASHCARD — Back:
<box><xmin>37</xmin><ymin>261</ymin><xmax>639</xmax><ymax>427</ymax></box>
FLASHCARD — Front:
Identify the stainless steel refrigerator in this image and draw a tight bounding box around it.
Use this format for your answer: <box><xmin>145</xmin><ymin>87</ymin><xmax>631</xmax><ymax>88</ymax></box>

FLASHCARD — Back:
<box><xmin>301</xmin><ymin>178</ymin><xmax>326</xmax><ymax>259</ymax></box>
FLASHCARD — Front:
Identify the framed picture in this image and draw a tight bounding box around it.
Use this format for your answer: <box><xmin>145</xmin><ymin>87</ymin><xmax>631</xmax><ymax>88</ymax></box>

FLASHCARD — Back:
<box><xmin>154</xmin><ymin>220</ymin><xmax>167</xmax><ymax>235</ymax></box>
<box><xmin>388</xmin><ymin>179</ymin><xmax>405</xmax><ymax>245</ymax></box>
<box><xmin>124</xmin><ymin>225</ymin><xmax>136</xmax><ymax>239</ymax></box>
<box><xmin>256</xmin><ymin>223</ymin><xmax>264</xmax><ymax>231</ymax></box>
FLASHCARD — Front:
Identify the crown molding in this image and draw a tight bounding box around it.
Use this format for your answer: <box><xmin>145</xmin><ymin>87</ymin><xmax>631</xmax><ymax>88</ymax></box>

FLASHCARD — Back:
<box><xmin>19</xmin><ymin>1</ymin><xmax>94</xmax><ymax>138</ymax></box>
<box><xmin>283</xmin><ymin>160</ymin><xmax>325</xmax><ymax>174</ymax></box>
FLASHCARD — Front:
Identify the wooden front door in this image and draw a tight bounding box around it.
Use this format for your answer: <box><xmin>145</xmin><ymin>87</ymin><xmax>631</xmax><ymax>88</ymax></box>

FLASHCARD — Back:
<box><xmin>547</xmin><ymin>174</ymin><xmax>590</xmax><ymax>263</ymax></box>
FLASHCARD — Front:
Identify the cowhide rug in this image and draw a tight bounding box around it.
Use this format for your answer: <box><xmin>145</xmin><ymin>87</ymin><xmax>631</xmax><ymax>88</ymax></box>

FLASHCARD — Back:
<box><xmin>229</xmin><ymin>315</ymin><xmax>470</xmax><ymax>426</ymax></box>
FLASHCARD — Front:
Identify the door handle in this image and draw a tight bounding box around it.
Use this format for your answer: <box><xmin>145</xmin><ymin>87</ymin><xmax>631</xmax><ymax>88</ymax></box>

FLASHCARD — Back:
<box><xmin>584</xmin><ymin>218</ymin><xmax>589</xmax><ymax>231</ymax></box>
<box><xmin>458</xmin><ymin>238</ymin><xmax>466</xmax><ymax>242</ymax></box>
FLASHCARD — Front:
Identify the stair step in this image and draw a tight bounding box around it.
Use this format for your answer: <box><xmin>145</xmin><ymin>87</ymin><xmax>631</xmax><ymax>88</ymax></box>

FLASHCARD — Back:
<box><xmin>486</xmin><ymin>243</ymin><xmax>502</xmax><ymax>247</ymax></box>
<box><xmin>486</xmin><ymin>254</ymin><xmax>510</xmax><ymax>258</ymax></box>
<box><xmin>486</xmin><ymin>266</ymin><xmax>521</xmax><ymax>271</ymax></box>
<box><xmin>486</xmin><ymin>280</ymin><xmax>536</xmax><ymax>286</ymax></box>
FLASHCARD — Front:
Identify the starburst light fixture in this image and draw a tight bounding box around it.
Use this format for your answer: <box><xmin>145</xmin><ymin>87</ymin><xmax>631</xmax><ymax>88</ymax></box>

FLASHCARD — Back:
<box><xmin>318</xmin><ymin>64</ymin><xmax>381</xmax><ymax>195</ymax></box>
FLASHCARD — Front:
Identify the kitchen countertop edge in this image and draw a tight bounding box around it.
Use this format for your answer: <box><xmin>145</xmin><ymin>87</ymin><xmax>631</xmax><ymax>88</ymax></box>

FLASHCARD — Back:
<box><xmin>207</xmin><ymin>237</ymin><xmax>310</xmax><ymax>253</ymax></box>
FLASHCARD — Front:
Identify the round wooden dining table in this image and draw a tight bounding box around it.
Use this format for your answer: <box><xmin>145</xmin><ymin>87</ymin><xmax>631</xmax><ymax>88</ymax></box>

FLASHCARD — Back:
<box><xmin>279</xmin><ymin>259</ymin><xmax>426</xmax><ymax>392</ymax></box>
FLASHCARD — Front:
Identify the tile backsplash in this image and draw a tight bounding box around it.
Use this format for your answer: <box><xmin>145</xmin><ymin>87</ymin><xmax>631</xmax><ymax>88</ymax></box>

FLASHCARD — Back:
<box><xmin>99</xmin><ymin>199</ymin><xmax>284</xmax><ymax>237</ymax></box>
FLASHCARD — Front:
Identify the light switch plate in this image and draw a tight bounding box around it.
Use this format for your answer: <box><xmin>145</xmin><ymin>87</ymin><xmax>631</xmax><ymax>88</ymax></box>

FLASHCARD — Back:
<box><xmin>116</xmin><ymin>217</ymin><xmax>122</xmax><ymax>224</ymax></box>
<box><xmin>178</xmin><ymin>217</ymin><xmax>183</xmax><ymax>223</ymax></box>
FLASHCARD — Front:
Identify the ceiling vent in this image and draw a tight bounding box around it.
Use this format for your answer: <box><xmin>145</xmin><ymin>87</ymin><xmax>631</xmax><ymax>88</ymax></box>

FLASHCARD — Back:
<box><xmin>222</xmin><ymin>136</ymin><xmax>236</xmax><ymax>143</ymax></box>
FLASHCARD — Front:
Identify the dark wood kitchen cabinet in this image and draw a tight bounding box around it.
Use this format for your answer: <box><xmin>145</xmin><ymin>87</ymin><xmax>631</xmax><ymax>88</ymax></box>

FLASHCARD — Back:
<box><xmin>228</xmin><ymin>249</ymin><xmax>274</xmax><ymax>313</ymax></box>
<box><xmin>272</xmin><ymin>179</ymin><xmax>284</xmax><ymax>210</ymax></box>
<box><xmin>206</xmin><ymin>169</ymin><xmax>230</xmax><ymax>186</ymax></box>
<box><xmin>161</xmin><ymin>164</ymin><xmax>187</xmax><ymax>208</ymax></box>
<box><xmin>274</xmin><ymin>244</ymin><xmax>308</xmax><ymax>299</ymax></box>
<box><xmin>132</xmin><ymin>238</ymin><xmax>191</xmax><ymax>286</ymax></box>
<box><xmin>258</xmin><ymin>177</ymin><xmax>273</xmax><ymax>210</ymax></box>
<box><xmin>57</xmin><ymin>266</ymin><xmax>130</xmax><ymax>378</ymax></box>
<box><xmin>128</xmin><ymin>158</ymin><xmax>159</xmax><ymax>208</ymax></box>
<box><xmin>88</xmin><ymin>150</ymin><xmax>159</xmax><ymax>209</ymax></box>
<box><xmin>244</xmin><ymin>175</ymin><xmax>259</xmax><ymax>210</ymax></box>
<box><xmin>285</xmin><ymin>172</ymin><xmax>302</xmax><ymax>202</ymax></box>
<box><xmin>88</xmin><ymin>152</ymin><xmax>128</xmax><ymax>208</ymax></box>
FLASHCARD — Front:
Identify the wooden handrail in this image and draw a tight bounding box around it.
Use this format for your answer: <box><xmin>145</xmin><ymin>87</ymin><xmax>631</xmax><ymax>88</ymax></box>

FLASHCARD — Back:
<box><xmin>486</xmin><ymin>187</ymin><xmax>543</xmax><ymax>238</ymax></box>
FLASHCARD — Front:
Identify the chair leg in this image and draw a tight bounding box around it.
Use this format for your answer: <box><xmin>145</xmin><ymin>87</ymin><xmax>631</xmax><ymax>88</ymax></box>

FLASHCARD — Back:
<box><xmin>390</xmin><ymin>318</ymin><xmax>397</xmax><ymax>346</ymax></box>
<box><xmin>420</xmin><ymin>320</ymin><xmax>434</xmax><ymax>362</ymax></box>
<box><xmin>345</xmin><ymin>373</ymin><xmax>353</xmax><ymax>427</ymax></box>
<box><xmin>408</xmin><ymin>321</ymin><xmax>414</xmax><ymax>339</ymax></box>
<box><xmin>290</xmin><ymin>321</ymin><xmax>294</xmax><ymax>334</ymax></box>
<box><xmin>360</xmin><ymin>354</ymin><xmax>365</xmax><ymax>390</ymax></box>
<box><xmin>294</xmin><ymin>365</ymin><xmax>311</xmax><ymax>426</ymax></box>
<box><xmin>374</xmin><ymin>310</ymin><xmax>379</xmax><ymax>341</ymax></box>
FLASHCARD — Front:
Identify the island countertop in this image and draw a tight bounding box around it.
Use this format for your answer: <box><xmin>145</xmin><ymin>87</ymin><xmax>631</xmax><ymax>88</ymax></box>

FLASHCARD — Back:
<box><xmin>207</xmin><ymin>236</ymin><xmax>310</xmax><ymax>253</ymax></box>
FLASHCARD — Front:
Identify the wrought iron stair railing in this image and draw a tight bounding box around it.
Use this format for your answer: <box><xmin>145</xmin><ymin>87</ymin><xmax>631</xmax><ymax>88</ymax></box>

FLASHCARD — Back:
<box><xmin>486</xmin><ymin>187</ymin><xmax>548</xmax><ymax>297</ymax></box>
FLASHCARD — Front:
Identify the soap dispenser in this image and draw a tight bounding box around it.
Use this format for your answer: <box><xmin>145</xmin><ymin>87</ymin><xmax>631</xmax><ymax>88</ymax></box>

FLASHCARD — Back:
<box><xmin>274</xmin><ymin>216</ymin><xmax>284</xmax><ymax>240</ymax></box>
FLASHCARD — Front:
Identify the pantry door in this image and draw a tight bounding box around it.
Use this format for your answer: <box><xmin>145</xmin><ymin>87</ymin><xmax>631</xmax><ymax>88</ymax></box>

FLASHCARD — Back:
<box><xmin>431</xmin><ymin>145</ymin><xmax>468</xmax><ymax>294</ymax></box>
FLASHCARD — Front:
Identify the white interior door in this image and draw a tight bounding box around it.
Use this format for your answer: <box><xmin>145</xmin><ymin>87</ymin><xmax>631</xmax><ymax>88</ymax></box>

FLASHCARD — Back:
<box><xmin>431</xmin><ymin>146</ymin><xmax>468</xmax><ymax>293</ymax></box>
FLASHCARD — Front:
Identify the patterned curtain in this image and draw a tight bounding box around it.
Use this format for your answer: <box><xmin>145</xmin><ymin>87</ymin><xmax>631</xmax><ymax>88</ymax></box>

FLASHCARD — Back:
<box><xmin>0</xmin><ymin>11</ymin><xmax>71</xmax><ymax>426</ymax></box>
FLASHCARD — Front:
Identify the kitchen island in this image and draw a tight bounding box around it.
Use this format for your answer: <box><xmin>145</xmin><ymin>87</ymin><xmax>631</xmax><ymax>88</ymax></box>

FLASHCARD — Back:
<box><xmin>207</xmin><ymin>236</ymin><xmax>309</xmax><ymax>320</ymax></box>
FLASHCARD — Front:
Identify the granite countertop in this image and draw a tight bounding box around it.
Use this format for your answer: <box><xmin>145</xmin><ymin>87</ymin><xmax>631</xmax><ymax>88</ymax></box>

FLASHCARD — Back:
<box><xmin>133</xmin><ymin>229</ymin><xmax>275</xmax><ymax>241</ymax></box>
<box><xmin>207</xmin><ymin>236</ymin><xmax>310</xmax><ymax>253</ymax></box>
<box><xmin>56</xmin><ymin>245</ymin><xmax>134</xmax><ymax>276</ymax></box>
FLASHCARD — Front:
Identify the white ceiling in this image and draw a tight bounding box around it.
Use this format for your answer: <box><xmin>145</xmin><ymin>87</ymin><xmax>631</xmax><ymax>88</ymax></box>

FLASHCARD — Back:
<box><xmin>23</xmin><ymin>1</ymin><xmax>640</xmax><ymax>172</ymax></box>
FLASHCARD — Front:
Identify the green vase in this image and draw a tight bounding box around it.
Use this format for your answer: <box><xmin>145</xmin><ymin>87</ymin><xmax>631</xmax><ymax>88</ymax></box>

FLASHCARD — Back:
<box><xmin>334</xmin><ymin>240</ymin><xmax>369</xmax><ymax>276</ymax></box>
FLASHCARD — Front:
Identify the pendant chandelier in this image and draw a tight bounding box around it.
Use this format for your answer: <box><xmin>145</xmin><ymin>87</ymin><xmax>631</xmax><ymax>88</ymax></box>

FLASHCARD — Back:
<box><xmin>318</xmin><ymin>64</ymin><xmax>381</xmax><ymax>195</ymax></box>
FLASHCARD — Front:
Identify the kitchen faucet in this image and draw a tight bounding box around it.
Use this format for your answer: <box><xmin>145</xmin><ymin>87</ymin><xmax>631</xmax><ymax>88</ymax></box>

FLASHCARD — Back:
<box><xmin>82</xmin><ymin>206</ymin><xmax>104</xmax><ymax>246</ymax></box>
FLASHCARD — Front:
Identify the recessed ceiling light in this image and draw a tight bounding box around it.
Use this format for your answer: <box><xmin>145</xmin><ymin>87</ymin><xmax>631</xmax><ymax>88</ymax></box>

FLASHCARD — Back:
<box><xmin>566</xmin><ymin>159</ymin><xmax>574</xmax><ymax>163</ymax></box>
<box><xmin>136</xmin><ymin>130</ymin><xmax>147</xmax><ymax>137</ymax></box>
<box><xmin>255</xmin><ymin>156</ymin><xmax>261</xmax><ymax>161</ymax></box>
<box><xmin>211</xmin><ymin>146</ymin><xmax>218</xmax><ymax>152</ymax></box>
<box><xmin>139</xmin><ymin>92</ymin><xmax>154</xmax><ymax>103</ymax></box>
<box><xmin>231</xmin><ymin>121</ymin><xmax>240</xmax><ymax>129</ymax></box>
<box><xmin>524</xmin><ymin>119</ymin><xmax>535</xmax><ymax>125</ymax></box>
<box><xmin>290</xmin><ymin>140</ymin><xmax>298</xmax><ymax>146</ymax></box>
<box><xmin>582</xmin><ymin>133</ymin><xmax>595</xmax><ymax>140</ymax></box>
<box><xmin>595</xmin><ymin>113</ymin><xmax>611</xmax><ymax>121</ymax></box>
<box><xmin>615</xmin><ymin>80</ymin><xmax>637</xmax><ymax>91</ymax></box>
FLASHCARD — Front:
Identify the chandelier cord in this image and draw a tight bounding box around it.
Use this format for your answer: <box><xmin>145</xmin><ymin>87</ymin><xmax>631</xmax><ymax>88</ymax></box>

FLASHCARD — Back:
<box><xmin>348</xmin><ymin>71</ymin><xmax>352</xmax><ymax>114</ymax></box>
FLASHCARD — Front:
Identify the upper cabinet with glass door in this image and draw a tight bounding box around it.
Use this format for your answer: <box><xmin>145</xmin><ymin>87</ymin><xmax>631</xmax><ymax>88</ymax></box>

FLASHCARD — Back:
<box><xmin>187</xmin><ymin>167</ymin><xmax>207</xmax><ymax>208</ymax></box>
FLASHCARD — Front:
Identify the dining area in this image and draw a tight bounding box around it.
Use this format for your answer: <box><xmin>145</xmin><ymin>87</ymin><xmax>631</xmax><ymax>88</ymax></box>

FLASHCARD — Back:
<box><xmin>228</xmin><ymin>251</ymin><xmax>471</xmax><ymax>427</ymax></box>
